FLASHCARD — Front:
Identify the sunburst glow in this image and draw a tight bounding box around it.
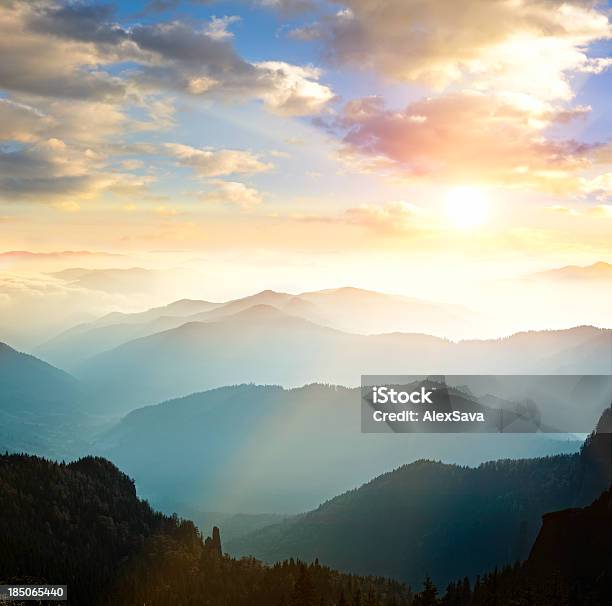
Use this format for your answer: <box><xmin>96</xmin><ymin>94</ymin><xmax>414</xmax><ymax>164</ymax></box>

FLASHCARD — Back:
<box><xmin>445</xmin><ymin>186</ymin><xmax>489</xmax><ymax>230</ymax></box>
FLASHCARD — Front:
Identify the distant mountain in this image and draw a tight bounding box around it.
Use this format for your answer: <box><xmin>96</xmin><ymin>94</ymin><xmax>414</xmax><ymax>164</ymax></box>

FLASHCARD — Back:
<box><xmin>97</xmin><ymin>382</ymin><xmax>586</xmax><ymax>514</ymax></box>
<box><xmin>297</xmin><ymin>286</ymin><xmax>476</xmax><ymax>336</ymax></box>
<box><xmin>37</xmin><ymin>286</ymin><xmax>478</xmax><ymax>369</ymax></box>
<box><xmin>227</xmin><ymin>409</ymin><xmax>611</xmax><ymax>588</ymax></box>
<box><xmin>76</xmin><ymin>313</ymin><xmax>611</xmax><ymax>412</ymax></box>
<box><xmin>531</xmin><ymin>261</ymin><xmax>612</xmax><ymax>281</ymax></box>
<box><xmin>0</xmin><ymin>343</ymin><xmax>91</xmax><ymax>458</ymax></box>
<box><xmin>0</xmin><ymin>453</ymin><xmax>412</xmax><ymax>606</ymax></box>
<box><xmin>36</xmin><ymin>297</ymin><xmax>222</xmax><ymax>369</ymax></box>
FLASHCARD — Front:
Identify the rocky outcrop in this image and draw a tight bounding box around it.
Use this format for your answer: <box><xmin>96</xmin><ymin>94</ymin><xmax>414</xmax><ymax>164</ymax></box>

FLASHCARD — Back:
<box><xmin>528</xmin><ymin>489</ymin><xmax>611</xmax><ymax>598</ymax></box>
<box><xmin>205</xmin><ymin>525</ymin><xmax>223</xmax><ymax>557</ymax></box>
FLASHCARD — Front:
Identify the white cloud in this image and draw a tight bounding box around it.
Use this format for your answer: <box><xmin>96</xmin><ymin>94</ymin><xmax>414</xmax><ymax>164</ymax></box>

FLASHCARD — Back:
<box><xmin>294</xmin><ymin>0</ymin><xmax>611</xmax><ymax>102</ymax></box>
<box><xmin>200</xmin><ymin>180</ymin><xmax>264</xmax><ymax>208</ymax></box>
<box><xmin>254</xmin><ymin>61</ymin><xmax>335</xmax><ymax>115</ymax></box>
<box><xmin>164</xmin><ymin>143</ymin><xmax>273</xmax><ymax>177</ymax></box>
<box><xmin>205</xmin><ymin>15</ymin><xmax>241</xmax><ymax>40</ymax></box>
<box><xmin>580</xmin><ymin>172</ymin><xmax>612</xmax><ymax>200</ymax></box>
<box><xmin>590</xmin><ymin>204</ymin><xmax>612</xmax><ymax>217</ymax></box>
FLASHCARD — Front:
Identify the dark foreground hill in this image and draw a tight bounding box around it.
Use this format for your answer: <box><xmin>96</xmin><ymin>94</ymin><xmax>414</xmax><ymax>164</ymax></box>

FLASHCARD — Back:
<box><xmin>0</xmin><ymin>453</ymin><xmax>412</xmax><ymax>606</ymax></box>
<box><xmin>228</xmin><ymin>409</ymin><xmax>612</xmax><ymax>588</ymax></box>
<box><xmin>437</xmin><ymin>488</ymin><xmax>612</xmax><ymax>606</ymax></box>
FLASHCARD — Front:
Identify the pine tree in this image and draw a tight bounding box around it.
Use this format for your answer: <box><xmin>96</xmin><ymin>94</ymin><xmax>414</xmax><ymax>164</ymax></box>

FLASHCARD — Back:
<box><xmin>414</xmin><ymin>576</ymin><xmax>438</xmax><ymax>606</ymax></box>
<box><xmin>292</xmin><ymin>564</ymin><xmax>316</xmax><ymax>606</ymax></box>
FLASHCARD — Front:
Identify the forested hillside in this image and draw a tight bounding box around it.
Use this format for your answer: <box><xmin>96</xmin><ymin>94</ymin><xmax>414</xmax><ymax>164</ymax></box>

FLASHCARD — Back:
<box><xmin>436</xmin><ymin>489</ymin><xmax>611</xmax><ymax>606</ymax></box>
<box><xmin>98</xmin><ymin>382</ymin><xmax>584</xmax><ymax>514</ymax></box>
<box><xmin>229</xmin><ymin>408</ymin><xmax>612</xmax><ymax>587</ymax></box>
<box><xmin>0</xmin><ymin>453</ymin><xmax>412</xmax><ymax>606</ymax></box>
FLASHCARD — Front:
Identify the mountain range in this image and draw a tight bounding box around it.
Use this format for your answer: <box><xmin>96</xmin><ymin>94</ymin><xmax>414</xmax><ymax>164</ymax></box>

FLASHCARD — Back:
<box><xmin>2</xmin><ymin>451</ymin><xmax>609</xmax><ymax>605</ymax></box>
<box><xmin>36</xmin><ymin>286</ymin><xmax>479</xmax><ymax>371</ymax></box>
<box><xmin>226</xmin><ymin>408</ymin><xmax>612</xmax><ymax>588</ymax></box>
<box><xmin>2</xmin><ymin>333</ymin><xmax>608</xmax><ymax>515</ymax></box>
<box><xmin>95</xmin><ymin>382</ymin><xmax>590</xmax><ymax>514</ymax></box>
<box><xmin>74</xmin><ymin>310</ymin><xmax>611</xmax><ymax>413</ymax></box>
<box><xmin>530</xmin><ymin>261</ymin><xmax>612</xmax><ymax>282</ymax></box>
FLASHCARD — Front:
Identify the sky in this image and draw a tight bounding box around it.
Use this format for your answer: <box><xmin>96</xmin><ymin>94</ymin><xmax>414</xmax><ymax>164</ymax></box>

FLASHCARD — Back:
<box><xmin>0</xmin><ymin>0</ymin><xmax>612</xmax><ymax>330</ymax></box>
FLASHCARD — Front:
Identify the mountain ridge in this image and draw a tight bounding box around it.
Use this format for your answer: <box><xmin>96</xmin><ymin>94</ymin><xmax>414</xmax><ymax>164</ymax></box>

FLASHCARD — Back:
<box><xmin>36</xmin><ymin>285</ymin><xmax>479</xmax><ymax>369</ymax></box>
<box><xmin>227</xmin><ymin>409</ymin><xmax>611</xmax><ymax>587</ymax></box>
<box><xmin>75</xmin><ymin>318</ymin><xmax>612</xmax><ymax>413</ymax></box>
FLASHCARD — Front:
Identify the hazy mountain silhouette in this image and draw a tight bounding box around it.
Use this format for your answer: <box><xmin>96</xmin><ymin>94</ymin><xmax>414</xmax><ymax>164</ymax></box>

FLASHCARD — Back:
<box><xmin>0</xmin><ymin>342</ymin><xmax>91</xmax><ymax>457</ymax></box>
<box><xmin>37</xmin><ymin>286</ymin><xmax>478</xmax><ymax>369</ymax></box>
<box><xmin>97</xmin><ymin>382</ymin><xmax>587</xmax><ymax>514</ymax></box>
<box><xmin>227</xmin><ymin>409</ymin><xmax>611</xmax><ymax>588</ymax></box>
<box><xmin>530</xmin><ymin>261</ymin><xmax>612</xmax><ymax>282</ymax></box>
<box><xmin>296</xmin><ymin>286</ymin><xmax>476</xmax><ymax>336</ymax></box>
<box><xmin>75</xmin><ymin>315</ymin><xmax>611</xmax><ymax>412</ymax></box>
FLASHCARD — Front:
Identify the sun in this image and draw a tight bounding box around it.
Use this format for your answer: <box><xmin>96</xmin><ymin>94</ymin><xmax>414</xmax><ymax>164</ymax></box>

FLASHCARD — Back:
<box><xmin>444</xmin><ymin>186</ymin><xmax>489</xmax><ymax>229</ymax></box>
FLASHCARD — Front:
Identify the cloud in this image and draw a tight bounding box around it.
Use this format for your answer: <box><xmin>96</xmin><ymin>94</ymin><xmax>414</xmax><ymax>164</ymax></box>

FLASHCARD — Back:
<box><xmin>333</xmin><ymin>91</ymin><xmax>603</xmax><ymax>191</ymax></box>
<box><xmin>0</xmin><ymin>1</ymin><xmax>334</xmax><ymax>204</ymax></box>
<box><xmin>580</xmin><ymin>172</ymin><xmax>612</xmax><ymax>200</ymax></box>
<box><xmin>205</xmin><ymin>15</ymin><xmax>241</xmax><ymax>40</ymax></box>
<box><xmin>544</xmin><ymin>203</ymin><xmax>612</xmax><ymax>218</ymax></box>
<box><xmin>253</xmin><ymin>61</ymin><xmax>335</xmax><ymax>115</ymax></box>
<box><xmin>199</xmin><ymin>180</ymin><xmax>264</xmax><ymax>208</ymax></box>
<box><xmin>544</xmin><ymin>205</ymin><xmax>580</xmax><ymax>216</ymax></box>
<box><xmin>142</xmin><ymin>1</ymin><xmax>215</xmax><ymax>14</ymax></box>
<box><xmin>143</xmin><ymin>0</ymin><xmax>183</xmax><ymax>13</ymax></box>
<box><xmin>0</xmin><ymin>99</ymin><xmax>54</xmax><ymax>142</ymax></box>
<box><xmin>27</xmin><ymin>2</ymin><xmax>128</xmax><ymax>46</ymax></box>
<box><xmin>591</xmin><ymin>204</ymin><xmax>612</xmax><ymax>217</ymax></box>
<box><xmin>292</xmin><ymin>0</ymin><xmax>611</xmax><ymax>101</ymax></box>
<box><xmin>341</xmin><ymin>200</ymin><xmax>425</xmax><ymax>234</ymax></box>
<box><xmin>0</xmin><ymin>267</ymin><xmax>187</xmax><ymax>347</ymax></box>
<box><xmin>0</xmin><ymin>2</ymin><xmax>127</xmax><ymax>101</ymax></box>
<box><xmin>8</xmin><ymin>97</ymin><xmax>131</xmax><ymax>146</ymax></box>
<box><xmin>258</xmin><ymin>1</ymin><xmax>315</xmax><ymax>14</ymax></box>
<box><xmin>127</xmin><ymin>23</ymin><xmax>334</xmax><ymax>114</ymax></box>
<box><xmin>0</xmin><ymin>138</ymin><xmax>151</xmax><ymax>203</ymax></box>
<box><xmin>0</xmin><ymin>2</ymin><xmax>334</xmax><ymax>117</ymax></box>
<box><xmin>164</xmin><ymin>143</ymin><xmax>273</xmax><ymax>177</ymax></box>
<box><xmin>298</xmin><ymin>200</ymin><xmax>427</xmax><ymax>235</ymax></box>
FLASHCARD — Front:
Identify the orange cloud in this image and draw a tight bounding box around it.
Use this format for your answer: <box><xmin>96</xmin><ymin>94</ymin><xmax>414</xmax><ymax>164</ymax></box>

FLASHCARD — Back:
<box><xmin>334</xmin><ymin>91</ymin><xmax>602</xmax><ymax>192</ymax></box>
